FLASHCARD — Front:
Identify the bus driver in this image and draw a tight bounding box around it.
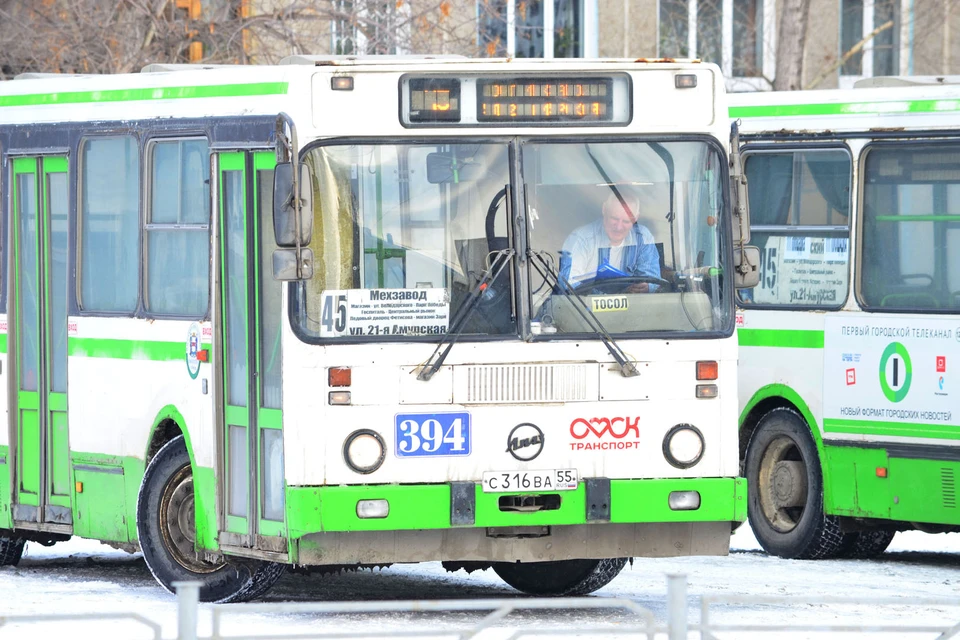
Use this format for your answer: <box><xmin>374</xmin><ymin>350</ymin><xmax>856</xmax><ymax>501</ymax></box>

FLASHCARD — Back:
<box><xmin>558</xmin><ymin>191</ymin><xmax>662</xmax><ymax>293</ymax></box>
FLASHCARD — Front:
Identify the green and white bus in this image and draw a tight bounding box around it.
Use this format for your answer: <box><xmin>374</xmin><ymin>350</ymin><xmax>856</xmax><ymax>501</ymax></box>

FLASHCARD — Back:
<box><xmin>0</xmin><ymin>56</ymin><xmax>753</xmax><ymax>602</ymax></box>
<box><xmin>733</xmin><ymin>79</ymin><xmax>960</xmax><ymax>559</ymax></box>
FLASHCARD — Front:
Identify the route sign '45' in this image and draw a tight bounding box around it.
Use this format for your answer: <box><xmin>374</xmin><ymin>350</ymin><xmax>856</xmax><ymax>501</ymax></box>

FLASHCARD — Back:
<box><xmin>395</xmin><ymin>412</ymin><xmax>472</xmax><ymax>457</ymax></box>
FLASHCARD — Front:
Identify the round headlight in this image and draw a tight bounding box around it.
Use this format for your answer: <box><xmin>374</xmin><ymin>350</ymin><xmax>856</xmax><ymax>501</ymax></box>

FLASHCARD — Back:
<box><xmin>663</xmin><ymin>424</ymin><xmax>705</xmax><ymax>469</ymax></box>
<box><xmin>343</xmin><ymin>429</ymin><xmax>385</xmax><ymax>474</ymax></box>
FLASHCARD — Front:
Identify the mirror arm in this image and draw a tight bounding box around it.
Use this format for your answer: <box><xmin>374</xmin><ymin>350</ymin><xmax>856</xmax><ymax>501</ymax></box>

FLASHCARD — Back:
<box><xmin>277</xmin><ymin>112</ymin><xmax>305</xmax><ymax>279</ymax></box>
<box><xmin>729</xmin><ymin>120</ymin><xmax>757</xmax><ymax>281</ymax></box>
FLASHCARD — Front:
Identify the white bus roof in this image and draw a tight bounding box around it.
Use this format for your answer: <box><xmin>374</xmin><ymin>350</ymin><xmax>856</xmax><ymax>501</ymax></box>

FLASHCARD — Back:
<box><xmin>729</xmin><ymin>81</ymin><xmax>960</xmax><ymax>134</ymax></box>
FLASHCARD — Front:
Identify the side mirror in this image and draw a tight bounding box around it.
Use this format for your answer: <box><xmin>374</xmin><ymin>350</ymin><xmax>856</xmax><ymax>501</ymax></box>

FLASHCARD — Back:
<box><xmin>273</xmin><ymin>247</ymin><xmax>315</xmax><ymax>281</ymax></box>
<box><xmin>733</xmin><ymin>245</ymin><xmax>761</xmax><ymax>289</ymax></box>
<box><xmin>273</xmin><ymin>162</ymin><xmax>314</xmax><ymax>247</ymax></box>
<box><xmin>729</xmin><ymin>121</ymin><xmax>751</xmax><ymax>245</ymax></box>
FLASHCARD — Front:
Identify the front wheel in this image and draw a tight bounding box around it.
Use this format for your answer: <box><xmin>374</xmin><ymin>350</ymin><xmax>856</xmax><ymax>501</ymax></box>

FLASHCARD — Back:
<box><xmin>137</xmin><ymin>437</ymin><xmax>285</xmax><ymax>602</ymax></box>
<box><xmin>492</xmin><ymin>557</ymin><xmax>628</xmax><ymax>596</ymax></box>
<box><xmin>744</xmin><ymin>408</ymin><xmax>844</xmax><ymax>559</ymax></box>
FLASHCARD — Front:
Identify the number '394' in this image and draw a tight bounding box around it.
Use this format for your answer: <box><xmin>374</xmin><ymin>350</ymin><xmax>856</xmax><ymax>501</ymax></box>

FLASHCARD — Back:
<box><xmin>395</xmin><ymin>412</ymin><xmax>471</xmax><ymax>457</ymax></box>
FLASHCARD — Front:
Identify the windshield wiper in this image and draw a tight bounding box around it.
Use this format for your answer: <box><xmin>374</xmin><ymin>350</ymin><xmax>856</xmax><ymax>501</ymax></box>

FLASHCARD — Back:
<box><xmin>528</xmin><ymin>249</ymin><xmax>640</xmax><ymax>378</ymax></box>
<box><xmin>417</xmin><ymin>248</ymin><xmax>516</xmax><ymax>382</ymax></box>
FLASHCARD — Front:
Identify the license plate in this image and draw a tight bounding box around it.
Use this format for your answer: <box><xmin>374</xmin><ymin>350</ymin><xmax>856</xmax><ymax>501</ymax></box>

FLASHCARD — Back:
<box><xmin>481</xmin><ymin>469</ymin><xmax>578</xmax><ymax>493</ymax></box>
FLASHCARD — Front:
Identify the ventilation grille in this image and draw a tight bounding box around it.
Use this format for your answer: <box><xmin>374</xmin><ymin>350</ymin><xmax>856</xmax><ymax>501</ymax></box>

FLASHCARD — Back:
<box><xmin>458</xmin><ymin>363</ymin><xmax>594</xmax><ymax>404</ymax></box>
<box><xmin>943</xmin><ymin>468</ymin><xmax>956</xmax><ymax>509</ymax></box>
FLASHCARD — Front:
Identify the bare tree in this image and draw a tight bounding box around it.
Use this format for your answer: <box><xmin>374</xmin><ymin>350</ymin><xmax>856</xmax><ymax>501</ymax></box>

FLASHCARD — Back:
<box><xmin>0</xmin><ymin>0</ymin><xmax>483</xmax><ymax>79</ymax></box>
<box><xmin>774</xmin><ymin>0</ymin><xmax>811</xmax><ymax>90</ymax></box>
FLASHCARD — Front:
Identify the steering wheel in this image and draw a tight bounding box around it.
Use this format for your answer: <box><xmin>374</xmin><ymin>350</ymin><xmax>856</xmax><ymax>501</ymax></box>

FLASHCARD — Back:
<box><xmin>572</xmin><ymin>274</ymin><xmax>671</xmax><ymax>296</ymax></box>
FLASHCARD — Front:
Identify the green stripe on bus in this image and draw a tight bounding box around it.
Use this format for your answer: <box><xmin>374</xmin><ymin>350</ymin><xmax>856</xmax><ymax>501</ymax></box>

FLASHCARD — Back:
<box><xmin>824</xmin><ymin>418</ymin><xmax>960</xmax><ymax>439</ymax></box>
<box><xmin>0</xmin><ymin>82</ymin><xmax>289</xmax><ymax>108</ymax></box>
<box><xmin>285</xmin><ymin>477</ymin><xmax>744</xmax><ymax>536</ymax></box>
<box><xmin>729</xmin><ymin>98</ymin><xmax>960</xmax><ymax>119</ymax></box>
<box><xmin>875</xmin><ymin>215</ymin><xmax>960</xmax><ymax>222</ymax></box>
<box><xmin>68</xmin><ymin>338</ymin><xmax>212</xmax><ymax>361</ymax></box>
<box><xmin>737</xmin><ymin>328</ymin><xmax>824</xmax><ymax>348</ymax></box>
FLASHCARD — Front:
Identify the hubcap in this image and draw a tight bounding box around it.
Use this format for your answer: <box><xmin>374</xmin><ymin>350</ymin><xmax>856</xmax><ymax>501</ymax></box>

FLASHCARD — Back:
<box><xmin>159</xmin><ymin>464</ymin><xmax>225</xmax><ymax>574</ymax></box>
<box><xmin>757</xmin><ymin>436</ymin><xmax>809</xmax><ymax>533</ymax></box>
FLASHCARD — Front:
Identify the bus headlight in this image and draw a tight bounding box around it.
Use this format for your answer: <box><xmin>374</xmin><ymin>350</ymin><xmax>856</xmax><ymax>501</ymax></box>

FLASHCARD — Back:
<box><xmin>663</xmin><ymin>424</ymin><xmax>705</xmax><ymax>469</ymax></box>
<box><xmin>343</xmin><ymin>429</ymin><xmax>385</xmax><ymax>474</ymax></box>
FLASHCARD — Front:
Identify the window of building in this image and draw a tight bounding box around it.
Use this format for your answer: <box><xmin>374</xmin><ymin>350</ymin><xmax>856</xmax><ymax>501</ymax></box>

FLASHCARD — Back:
<box><xmin>331</xmin><ymin>0</ymin><xmax>356</xmax><ymax>54</ymax></box>
<box><xmin>657</xmin><ymin>0</ymin><xmax>774</xmax><ymax>82</ymax></box>
<box><xmin>840</xmin><ymin>0</ymin><xmax>900</xmax><ymax>80</ymax></box>
<box><xmin>738</xmin><ymin>149</ymin><xmax>852</xmax><ymax>308</ymax></box>
<box><xmin>859</xmin><ymin>144</ymin><xmax>960</xmax><ymax>312</ymax></box>
<box><xmin>478</xmin><ymin>0</ymin><xmax>583</xmax><ymax>57</ymax></box>
<box><xmin>79</xmin><ymin>136</ymin><xmax>140</xmax><ymax>313</ymax></box>
<box><xmin>145</xmin><ymin>138</ymin><xmax>210</xmax><ymax>317</ymax></box>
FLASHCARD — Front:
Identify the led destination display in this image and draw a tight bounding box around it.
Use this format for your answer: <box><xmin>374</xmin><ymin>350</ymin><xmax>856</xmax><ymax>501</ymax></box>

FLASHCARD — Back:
<box><xmin>477</xmin><ymin>78</ymin><xmax>614</xmax><ymax>123</ymax></box>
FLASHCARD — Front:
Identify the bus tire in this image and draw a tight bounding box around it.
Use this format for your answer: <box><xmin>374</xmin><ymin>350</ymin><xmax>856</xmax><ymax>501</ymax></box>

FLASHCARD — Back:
<box><xmin>837</xmin><ymin>530</ymin><xmax>896</xmax><ymax>559</ymax></box>
<box><xmin>492</xmin><ymin>557</ymin><xmax>628</xmax><ymax>596</ymax></box>
<box><xmin>0</xmin><ymin>534</ymin><xmax>25</xmax><ymax>566</ymax></box>
<box><xmin>745</xmin><ymin>408</ymin><xmax>844</xmax><ymax>559</ymax></box>
<box><xmin>137</xmin><ymin>437</ymin><xmax>284</xmax><ymax>602</ymax></box>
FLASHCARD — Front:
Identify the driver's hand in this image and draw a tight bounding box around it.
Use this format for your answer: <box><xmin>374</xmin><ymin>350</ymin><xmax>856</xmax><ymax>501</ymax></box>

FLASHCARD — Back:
<box><xmin>625</xmin><ymin>283</ymin><xmax>650</xmax><ymax>293</ymax></box>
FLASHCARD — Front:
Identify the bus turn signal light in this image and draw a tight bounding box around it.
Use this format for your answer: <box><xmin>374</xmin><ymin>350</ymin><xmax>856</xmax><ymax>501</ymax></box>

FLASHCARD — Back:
<box><xmin>696</xmin><ymin>361</ymin><xmax>718</xmax><ymax>380</ymax></box>
<box><xmin>329</xmin><ymin>367</ymin><xmax>352</xmax><ymax>387</ymax></box>
<box><xmin>877</xmin><ymin>467</ymin><xmax>888</xmax><ymax>478</ymax></box>
<box><xmin>196</xmin><ymin>349</ymin><xmax>209</xmax><ymax>363</ymax></box>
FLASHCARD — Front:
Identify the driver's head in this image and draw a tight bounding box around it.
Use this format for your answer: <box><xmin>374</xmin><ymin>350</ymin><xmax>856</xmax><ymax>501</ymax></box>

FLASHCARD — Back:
<box><xmin>601</xmin><ymin>192</ymin><xmax>640</xmax><ymax>245</ymax></box>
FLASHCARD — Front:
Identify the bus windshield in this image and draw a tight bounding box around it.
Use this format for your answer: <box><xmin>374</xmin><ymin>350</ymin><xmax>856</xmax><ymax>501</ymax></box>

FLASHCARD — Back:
<box><xmin>293</xmin><ymin>139</ymin><xmax>729</xmax><ymax>341</ymax></box>
<box><xmin>525</xmin><ymin>140</ymin><xmax>728</xmax><ymax>335</ymax></box>
<box><xmin>295</xmin><ymin>142</ymin><xmax>515</xmax><ymax>340</ymax></box>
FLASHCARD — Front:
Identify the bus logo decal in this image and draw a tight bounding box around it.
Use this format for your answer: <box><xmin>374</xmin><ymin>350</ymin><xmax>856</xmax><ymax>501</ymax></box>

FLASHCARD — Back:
<box><xmin>506</xmin><ymin>423</ymin><xmax>544</xmax><ymax>461</ymax></box>
<box><xmin>879</xmin><ymin>341</ymin><xmax>912</xmax><ymax>403</ymax></box>
<box><xmin>186</xmin><ymin>322</ymin><xmax>201</xmax><ymax>380</ymax></box>
<box><xmin>569</xmin><ymin>417</ymin><xmax>640</xmax><ymax>440</ymax></box>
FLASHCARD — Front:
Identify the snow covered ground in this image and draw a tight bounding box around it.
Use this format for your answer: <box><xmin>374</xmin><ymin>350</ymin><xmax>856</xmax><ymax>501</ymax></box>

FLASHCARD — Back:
<box><xmin>2</xmin><ymin>525</ymin><xmax>960</xmax><ymax>639</ymax></box>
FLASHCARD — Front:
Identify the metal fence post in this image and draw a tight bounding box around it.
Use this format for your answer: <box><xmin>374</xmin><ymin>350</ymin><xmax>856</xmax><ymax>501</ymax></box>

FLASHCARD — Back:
<box><xmin>667</xmin><ymin>574</ymin><xmax>688</xmax><ymax>640</ymax></box>
<box><xmin>174</xmin><ymin>581</ymin><xmax>202</xmax><ymax>640</ymax></box>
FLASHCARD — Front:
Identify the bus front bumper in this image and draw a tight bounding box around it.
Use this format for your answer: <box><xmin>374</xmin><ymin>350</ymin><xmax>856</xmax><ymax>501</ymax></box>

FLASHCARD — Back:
<box><xmin>284</xmin><ymin>477</ymin><xmax>745</xmax><ymax>563</ymax></box>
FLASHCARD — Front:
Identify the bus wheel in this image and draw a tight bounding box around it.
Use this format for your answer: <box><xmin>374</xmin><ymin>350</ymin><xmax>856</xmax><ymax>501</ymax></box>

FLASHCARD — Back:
<box><xmin>137</xmin><ymin>437</ymin><xmax>284</xmax><ymax>602</ymax></box>
<box><xmin>0</xmin><ymin>534</ymin><xmax>26</xmax><ymax>566</ymax></box>
<box><xmin>492</xmin><ymin>557</ymin><xmax>628</xmax><ymax>596</ymax></box>
<box><xmin>745</xmin><ymin>408</ymin><xmax>843</xmax><ymax>559</ymax></box>
<box><xmin>837</xmin><ymin>530</ymin><xmax>896</xmax><ymax>559</ymax></box>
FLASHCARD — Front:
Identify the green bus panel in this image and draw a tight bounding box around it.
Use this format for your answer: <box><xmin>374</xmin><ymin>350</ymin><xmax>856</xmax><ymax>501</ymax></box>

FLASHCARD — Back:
<box><xmin>17</xmin><ymin>407</ymin><xmax>40</xmax><ymax>505</ymax></box>
<box><xmin>823</xmin><ymin>446</ymin><xmax>891</xmax><ymax>518</ymax></box>
<box><xmin>0</xmin><ymin>447</ymin><xmax>10</xmax><ymax>528</ymax></box>
<box><xmin>73</xmin><ymin>467</ymin><xmax>128</xmax><ymax>542</ymax></box>
<box><xmin>824</xmin><ymin>445</ymin><xmax>960</xmax><ymax>526</ymax></box>
<box><xmin>49</xmin><ymin>408</ymin><xmax>70</xmax><ymax>502</ymax></box>
<box><xmin>889</xmin><ymin>457</ymin><xmax>960</xmax><ymax>526</ymax></box>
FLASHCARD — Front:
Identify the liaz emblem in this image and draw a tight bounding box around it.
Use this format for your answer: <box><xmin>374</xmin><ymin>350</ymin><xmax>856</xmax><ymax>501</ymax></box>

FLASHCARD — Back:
<box><xmin>506</xmin><ymin>423</ymin><xmax>544</xmax><ymax>461</ymax></box>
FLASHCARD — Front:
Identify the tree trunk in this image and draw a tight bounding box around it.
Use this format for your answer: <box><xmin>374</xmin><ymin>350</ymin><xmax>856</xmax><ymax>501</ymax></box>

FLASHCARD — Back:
<box><xmin>773</xmin><ymin>0</ymin><xmax>812</xmax><ymax>90</ymax></box>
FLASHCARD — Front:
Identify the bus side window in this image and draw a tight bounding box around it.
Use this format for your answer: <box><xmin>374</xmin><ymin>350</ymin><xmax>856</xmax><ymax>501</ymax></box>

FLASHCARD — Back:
<box><xmin>738</xmin><ymin>149</ymin><xmax>851</xmax><ymax>309</ymax></box>
<box><xmin>79</xmin><ymin>135</ymin><xmax>140</xmax><ymax>314</ymax></box>
<box><xmin>144</xmin><ymin>138</ymin><xmax>210</xmax><ymax>318</ymax></box>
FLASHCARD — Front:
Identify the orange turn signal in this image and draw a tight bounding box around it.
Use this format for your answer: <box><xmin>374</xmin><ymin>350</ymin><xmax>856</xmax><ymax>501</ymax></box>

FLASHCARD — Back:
<box><xmin>877</xmin><ymin>467</ymin><xmax>888</xmax><ymax>478</ymax></box>
<box><xmin>329</xmin><ymin>367</ymin><xmax>352</xmax><ymax>387</ymax></box>
<box><xmin>196</xmin><ymin>349</ymin><xmax>209</xmax><ymax>363</ymax></box>
<box><xmin>696</xmin><ymin>361</ymin><xmax>719</xmax><ymax>381</ymax></box>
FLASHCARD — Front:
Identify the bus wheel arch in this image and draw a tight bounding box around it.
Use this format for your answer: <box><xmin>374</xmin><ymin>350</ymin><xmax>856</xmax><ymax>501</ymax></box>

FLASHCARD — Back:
<box><xmin>137</xmin><ymin>436</ymin><xmax>283</xmax><ymax>602</ymax></box>
<box><xmin>744</xmin><ymin>407</ymin><xmax>844</xmax><ymax>559</ymax></box>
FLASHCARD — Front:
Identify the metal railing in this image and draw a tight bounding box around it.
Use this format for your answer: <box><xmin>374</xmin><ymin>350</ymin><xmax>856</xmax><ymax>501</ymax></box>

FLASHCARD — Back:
<box><xmin>3</xmin><ymin>575</ymin><xmax>960</xmax><ymax>639</ymax></box>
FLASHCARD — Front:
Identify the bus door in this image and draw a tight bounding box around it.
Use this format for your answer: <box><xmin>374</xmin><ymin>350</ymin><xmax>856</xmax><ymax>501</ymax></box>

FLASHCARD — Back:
<box><xmin>10</xmin><ymin>156</ymin><xmax>71</xmax><ymax>531</ymax></box>
<box><xmin>216</xmin><ymin>151</ymin><xmax>287</xmax><ymax>556</ymax></box>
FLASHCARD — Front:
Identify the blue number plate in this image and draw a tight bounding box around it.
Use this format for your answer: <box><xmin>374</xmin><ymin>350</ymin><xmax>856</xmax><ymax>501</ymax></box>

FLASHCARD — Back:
<box><xmin>395</xmin><ymin>412</ymin><xmax>471</xmax><ymax>457</ymax></box>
